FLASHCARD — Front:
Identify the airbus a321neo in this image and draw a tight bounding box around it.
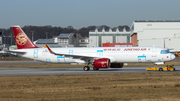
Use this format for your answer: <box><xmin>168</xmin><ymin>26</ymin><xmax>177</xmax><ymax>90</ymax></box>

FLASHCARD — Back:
<box><xmin>10</xmin><ymin>26</ymin><xmax>175</xmax><ymax>71</ymax></box>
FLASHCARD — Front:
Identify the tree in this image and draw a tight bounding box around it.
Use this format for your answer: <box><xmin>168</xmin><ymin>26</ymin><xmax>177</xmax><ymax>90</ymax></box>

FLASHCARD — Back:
<box><xmin>1</xmin><ymin>25</ymin><xmax>130</xmax><ymax>46</ymax></box>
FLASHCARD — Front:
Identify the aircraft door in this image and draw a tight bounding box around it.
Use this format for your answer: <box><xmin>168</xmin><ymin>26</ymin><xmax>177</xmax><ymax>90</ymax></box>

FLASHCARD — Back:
<box><xmin>33</xmin><ymin>49</ymin><xmax>39</xmax><ymax>58</ymax></box>
<box><xmin>69</xmin><ymin>50</ymin><xmax>73</xmax><ymax>60</ymax></box>
<box><xmin>97</xmin><ymin>50</ymin><xmax>103</xmax><ymax>56</ymax></box>
<box><xmin>138</xmin><ymin>55</ymin><xmax>147</xmax><ymax>62</ymax></box>
<box><xmin>57</xmin><ymin>56</ymin><xmax>66</xmax><ymax>63</ymax></box>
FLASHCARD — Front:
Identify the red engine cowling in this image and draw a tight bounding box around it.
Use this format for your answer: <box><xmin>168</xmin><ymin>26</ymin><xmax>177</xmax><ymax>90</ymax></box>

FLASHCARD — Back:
<box><xmin>94</xmin><ymin>58</ymin><xmax>110</xmax><ymax>68</ymax></box>
<box><xmin>110</xmin><ymin>63</ymin><xmax>123</xmax><ymax>68</ymax></box>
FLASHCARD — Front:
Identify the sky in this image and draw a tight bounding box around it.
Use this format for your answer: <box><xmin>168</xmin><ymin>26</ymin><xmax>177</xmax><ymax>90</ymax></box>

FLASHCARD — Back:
<box><xmin>0</xmin><ymin>0</ymin><xmax>180</xmax><ymax>29</ymax></box>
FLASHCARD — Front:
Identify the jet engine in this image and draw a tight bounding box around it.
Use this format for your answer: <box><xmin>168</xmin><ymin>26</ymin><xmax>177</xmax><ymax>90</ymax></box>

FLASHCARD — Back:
<box><xmin>94</xmin><ymin>58</ymin><xmax>110</xmax><ymax>68</ymax></box>
<box><xmin>110</xmin><ymin>63</ymin><xmax>123</xmax><ymax>68</ymax></box>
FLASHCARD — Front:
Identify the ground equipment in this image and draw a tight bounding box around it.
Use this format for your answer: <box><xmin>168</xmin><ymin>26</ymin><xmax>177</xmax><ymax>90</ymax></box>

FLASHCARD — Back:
<box><xmin>146</xmin><ymin>64</ymin><xmax>175</xmax><ymax>71</ymax></box>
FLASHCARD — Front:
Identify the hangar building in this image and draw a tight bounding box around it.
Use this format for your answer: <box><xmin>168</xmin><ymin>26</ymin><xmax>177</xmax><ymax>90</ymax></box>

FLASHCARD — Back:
<box><xmin>89</xmin><ymin>28</ymin><xmax>131</xmax><ymax>47</ymax></box>
<box><xmin>131</xmin><ymin>20</ymin><xmax>180</xmax><ymax>52</ymax></box>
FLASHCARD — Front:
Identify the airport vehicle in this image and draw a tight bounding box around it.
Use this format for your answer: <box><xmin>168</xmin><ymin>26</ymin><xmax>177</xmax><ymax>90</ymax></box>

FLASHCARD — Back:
<box><xmin>175</xmin><ymin>52</ymin><xmax>180</xmax><ymax>57</ymax></box>
<box><xmin>146</xmin><ymin>64</ymin><xmax>175</xmax><ymax>71</ymax></box>
<box><xmin>9</xmin><ymin>26</ymin><xmax>176</xmax><ymax>71</ymax></box>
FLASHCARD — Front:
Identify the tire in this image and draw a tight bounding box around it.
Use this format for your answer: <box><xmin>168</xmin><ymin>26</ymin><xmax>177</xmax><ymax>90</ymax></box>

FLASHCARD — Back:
<box><xmin>83</xmin><ymin>66</ymin><xmax>90</xmax><ymax>71</ymax></box>
<box><xmin>159</xmin><ymin>68</ymin><xmax>163</xmax><ymax>71</ymax></box>
<box><xmin>93</xmin><ymin>67</ymin><xmax>99</xmax><ymax>71</ymax></box>
<box><xmin>174</xmin><ymin>68</ymin><xmax>175</xmax><ymax>71</ymax></box>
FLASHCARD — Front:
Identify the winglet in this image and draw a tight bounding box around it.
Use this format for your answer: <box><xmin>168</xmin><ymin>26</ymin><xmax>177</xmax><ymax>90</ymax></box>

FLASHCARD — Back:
<box><xmin>44</xmin><ymin>45</ymin><xmax>47</xmax><ymax>48</ymax></box>
<box><xmin>45</xmin><ymin>44</ymin><xmax>53</xmax><ymax>54</ymax></box>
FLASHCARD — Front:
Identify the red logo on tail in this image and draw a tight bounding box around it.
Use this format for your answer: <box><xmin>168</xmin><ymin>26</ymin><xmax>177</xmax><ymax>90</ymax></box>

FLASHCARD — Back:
<box><xmin>16</xmin><ymin>33</ymin><xmax>27</xmax><ymax>46</ymax></box>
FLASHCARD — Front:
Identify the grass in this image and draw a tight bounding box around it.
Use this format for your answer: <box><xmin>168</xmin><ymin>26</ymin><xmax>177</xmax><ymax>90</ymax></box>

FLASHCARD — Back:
<box><xmin>0</xmin><ymin>73</ymin><xmax>180</xmax><ymax>101</ymax></box>
<box><xmin>0</xmin><ymin>58</ymin><xmax>180</xmax><ymax>100</ymax></box>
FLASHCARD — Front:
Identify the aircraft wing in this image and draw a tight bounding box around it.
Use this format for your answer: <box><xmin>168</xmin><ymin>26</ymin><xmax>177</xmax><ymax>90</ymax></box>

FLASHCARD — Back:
<box><xmin>45</xmin><ymin>44</ymin><xmax>105</xmax><ymax>61</ymax></box>
<box><xmin>7</xmin><ymin>50</ymin><xmax>26</xmax><ymax>55</ymax></box>
<box><xmin>45</xmin><ymin>45</ymin><xmax>117</xmax><ymax>62</ymax></box>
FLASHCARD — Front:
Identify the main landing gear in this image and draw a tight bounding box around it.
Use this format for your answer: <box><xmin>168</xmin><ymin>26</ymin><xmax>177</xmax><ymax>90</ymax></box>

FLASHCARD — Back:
<box><xmin>83</xmin><ymin>62</ymin><xmax>99</xmax><ymax>71</ymax></box>
<box><xmin>83</xmin><ymin>66</ymin><xmax>90</xmax><ymax>71</ymax></box>
<box><xmin>83</xmin><ymin>62</ymin><xmax>90</xmax><ymax>71</ymax></box>
<box><xmin>83</xmin><ymin>66</ymin><xmax>99</xmax><ymax>71</ymax></box>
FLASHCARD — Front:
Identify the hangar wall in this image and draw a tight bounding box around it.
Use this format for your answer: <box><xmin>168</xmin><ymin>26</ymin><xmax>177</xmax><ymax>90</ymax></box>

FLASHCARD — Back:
<box><xmin>89</xmin><ymin>28</ymin><xmax>131</xmax><ymax>47</ymax></box>
<box><xmin>131</xmin><ymin>20</ymin><xmax>180</xmax><ymax>52</ymax></box>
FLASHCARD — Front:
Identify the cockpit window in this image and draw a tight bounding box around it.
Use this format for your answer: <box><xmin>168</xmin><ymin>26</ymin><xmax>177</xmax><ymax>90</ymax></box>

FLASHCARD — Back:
<box><xmin>161</xmin><ymin>49</ymin><xmax>169</xmax><ymax>54</ymax></box>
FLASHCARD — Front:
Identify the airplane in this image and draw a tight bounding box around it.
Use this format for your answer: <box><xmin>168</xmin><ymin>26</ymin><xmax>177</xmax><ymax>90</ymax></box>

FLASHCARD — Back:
<box><xmin>9</xmin><ymin>25</ymin><xmax>176</xmax><ymax>71</ymax></box>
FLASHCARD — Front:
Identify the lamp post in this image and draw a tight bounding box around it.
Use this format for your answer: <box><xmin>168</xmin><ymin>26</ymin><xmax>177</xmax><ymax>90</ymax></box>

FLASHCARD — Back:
<box><xmin>31</xmin><ymin>31</ymin><xmax>35</xmax><ymax>42</ymax></box>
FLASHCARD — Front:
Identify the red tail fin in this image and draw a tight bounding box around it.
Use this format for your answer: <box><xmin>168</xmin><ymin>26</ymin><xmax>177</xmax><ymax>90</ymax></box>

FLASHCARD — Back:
<box><xmin>13</xmin><ymin>26</ymin><xmax>38</xmax><ymax>49</ymax></box>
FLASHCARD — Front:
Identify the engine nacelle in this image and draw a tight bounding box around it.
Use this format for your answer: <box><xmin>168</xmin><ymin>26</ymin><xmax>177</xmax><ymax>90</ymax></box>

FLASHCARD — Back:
<box><xmin>110</xmin><ymin>63</ymin><xmax>123</xmax><ymax>68</ymax></box>
<box><xmin>94</xmin><ymin>58</ymin><xmax>110</xmax><ymax>68</ymax></box>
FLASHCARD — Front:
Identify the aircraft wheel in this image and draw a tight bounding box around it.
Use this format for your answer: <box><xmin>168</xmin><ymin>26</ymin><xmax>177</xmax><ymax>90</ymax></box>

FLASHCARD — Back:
<box><xmin>159</xmin><ymin>68</ymin><xmax>163</xmax><ymax>71</ymax></box>
<box><xmin>93</xmin><ymin>67</ymin><xmax>99</xmax><ymax>71</ymax></box>
<box><xmin>83</xmin><ymin>66</ymin><xmax>90</xmax><ymax>71</ymax></box>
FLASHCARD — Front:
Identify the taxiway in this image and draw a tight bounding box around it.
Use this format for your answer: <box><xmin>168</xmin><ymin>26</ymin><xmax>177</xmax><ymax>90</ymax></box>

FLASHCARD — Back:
<box><xmin>0</xmin><ymin>67</ymin><xmax>179</xmax><ymax>76</ymax></box>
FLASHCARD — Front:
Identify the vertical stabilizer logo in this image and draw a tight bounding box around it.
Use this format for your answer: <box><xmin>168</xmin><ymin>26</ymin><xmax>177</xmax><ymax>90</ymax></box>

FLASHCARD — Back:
<box><xmin>16</xmin><ymin>33</ymin><xmax>27</xmax><ymax>45</ymax></box>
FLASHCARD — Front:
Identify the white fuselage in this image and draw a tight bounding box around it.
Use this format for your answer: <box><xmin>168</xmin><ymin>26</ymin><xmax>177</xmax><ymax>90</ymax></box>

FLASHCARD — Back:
<box><xmin>12</xmin><ymin>47</ymin><xmax>175</xmax><ymax>64</ymax></box>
